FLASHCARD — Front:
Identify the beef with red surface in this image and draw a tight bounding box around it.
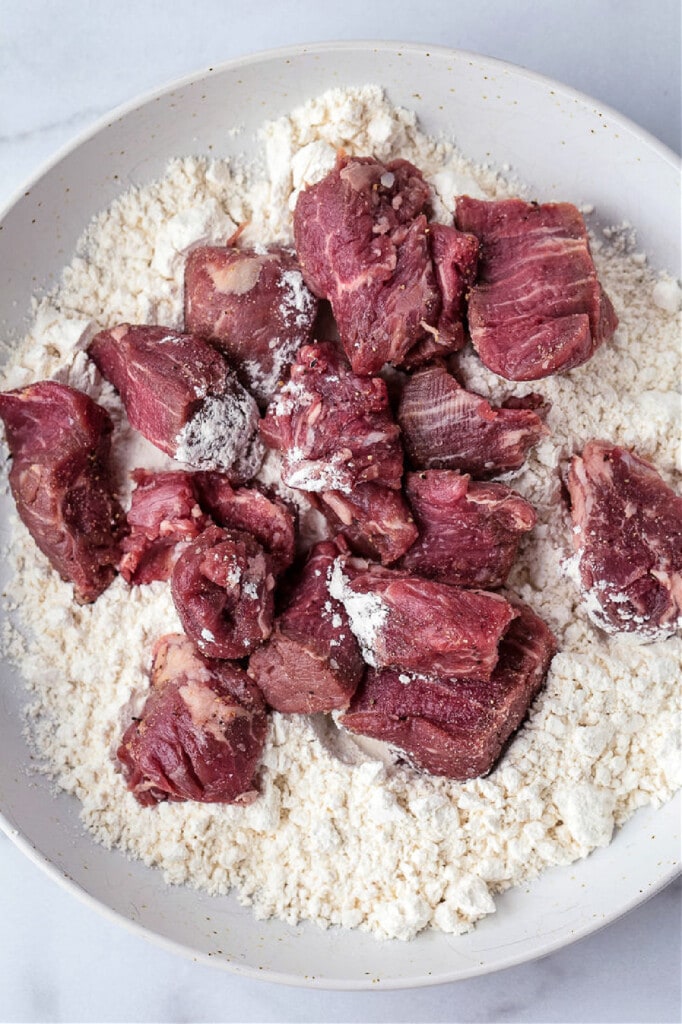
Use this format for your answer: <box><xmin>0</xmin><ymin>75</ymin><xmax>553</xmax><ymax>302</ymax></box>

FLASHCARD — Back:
<box><xmin>248</xmin><ymin>540</ymin><xmax>364</xmax><ymax>714</ymax></box>
<box><xmin>567</xmin><ymin>440</ymin><xmax>682</xmax><ymax>639</ymax></box>
<box><xmin>294</xmin><ymin>155</ymin><xmax>477</xmax><ymax>374</ymax></box>
<box><xmin>397</xmin><ymin>362</ymin><xmax>549</xmax><ymax>476</ymax></box>
<box><xmin>118</xmin><ymin>633</ymin><xmax>268</xmax><ymax>806</ymax></box>
<box><xmin>260</xmin><ymin>341</ymin><xmax>404</xmax><ymax>494</ymax></box>
<box><xmin>400</xmin><ymin>470</ymin><xmax>536</xmax><ymax>587</ymax></box>
<box><xmin>455</xmin><ymin>197</ymin><xmax>618</xmax><ymax>380</ymax></box>
<box><xmin>341</xmin><ymin>602</ymin><xmax>556</xmax><ymax>780</ymax></box>
<box><xmin>119</xmin><ymin>470</ymin><xmax>210</xmax><ymax>585</ymax></box>
<box><xmin>184</xmin><ymin>245</ymin><xmax>318</xmax><ymax>406</ymax></box>
<box><xmin>171</xmin><ymin>524</ymin><xmax>275</xmax><ymax>660</ymax></box>
<box><xmin>0</xmin><ymin>380</ymin><xmax>125</xmax><ymax>602</ymax></box>
<box><xmin>312</xmin><ymin>483</ymin><xmax>418</xmax><ymax>565</ymax></box>
<box><xmin>89</xmin><ymin>324</ymin><xmax>262</xmax><ymax>478</ymax></box>
<box><xmin>329</xmin><ymin>556</ymin><xmax>517</xmax><ymax>681</ymax></box>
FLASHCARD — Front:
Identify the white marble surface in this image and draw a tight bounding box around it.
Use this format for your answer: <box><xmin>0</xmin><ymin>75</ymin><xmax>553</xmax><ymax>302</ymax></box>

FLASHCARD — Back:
<box><xmin>1</xmin><ymin>1</ymin><xmax>680</xmax><ymax>1021</ymax></box>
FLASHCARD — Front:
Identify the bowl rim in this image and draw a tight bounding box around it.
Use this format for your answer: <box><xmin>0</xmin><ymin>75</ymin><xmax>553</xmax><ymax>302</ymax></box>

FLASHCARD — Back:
<box><xmin>1</xmin><ymin>38</ymin><xmax>680</xmax><ymax>990</ymax></box>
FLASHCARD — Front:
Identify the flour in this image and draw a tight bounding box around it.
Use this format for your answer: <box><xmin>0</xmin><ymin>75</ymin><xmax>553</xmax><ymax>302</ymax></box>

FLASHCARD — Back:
<box><xmin>1</xmin><ymin>85</ymin><xmax>681</xmax><ymax>943</ymax></box>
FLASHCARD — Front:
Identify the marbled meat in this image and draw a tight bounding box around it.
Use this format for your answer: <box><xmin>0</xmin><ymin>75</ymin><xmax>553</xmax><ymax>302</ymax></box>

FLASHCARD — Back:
<box><xmin>117</xmin><ymin>633</ymin><xmax>268</xmax><ymax>805</ymax></box>
<box><xmin>0</xmin><ymin>380</ymin><xmax>125</xmax><ymax>602</ymax></box>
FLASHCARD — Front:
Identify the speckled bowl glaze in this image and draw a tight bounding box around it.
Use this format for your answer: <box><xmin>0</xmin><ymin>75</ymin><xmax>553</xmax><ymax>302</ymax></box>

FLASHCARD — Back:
<box><xmin>0</xmin><ymin>41</ymin><xmax>679</xmax><ymax>989</ymax></box>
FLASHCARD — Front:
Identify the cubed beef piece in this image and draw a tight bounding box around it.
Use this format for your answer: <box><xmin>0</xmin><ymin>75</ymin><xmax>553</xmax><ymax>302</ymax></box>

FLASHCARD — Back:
<box><xmin>397</xmin><ymin>362</ymin><xmax>549</xmax><ymax>476</ymax></box>
<box><xmin>194</xmin><ymin>472</ymin><xmax>296</xmax><ymax>573</ymax></box>
<box><xmin>312</xmin><ymin>483</ymin><xmax>419</xmax><ymax>565</ymax></box>
<box><xmin>341</xmin><ymin>602</ymin><xmax>556</xmax><ymax>780</ymax></box>
<box><xmin>248</xmin><ymin>540</ymin><xmax>364</xmax><ymax>713</ymax></box>
<box><xmin>171</xmin><ymin>524</ymin><xmax>275</xmax><ymax>659</ymax></box>
<box><xmin>184</xmin><ymin>245</ymin><xmax>318</xmax><ymax>406</ymax></box>
<box><xmin>0</xmin><ymin>381</ymin><xmax>125</xmax><ymax>602</ymax></box>
<box><xmin>260</xmin><ymin>341</ymin><xmax>404</xmax><ymax>493</ymax></box>
<box><xmin>119</xmin><ymin>470</ymin><xmax>209</xmax><ymax>585</ymax></box>
<box><xmin>294</xmin><ymin>155</ymin><xmax>467</xmax><ymax>375</ymax></box>
<box><xmin>329</xmin><ymin>557</ymin><xmax>517</xmax><ymax>680</ymax></box>
<box><xmin>401</xmin><ymin>223</ymin><xmax>479</xmax><ymax>368</ymax></box>
<box><xmin>89</xmin><ymin>324</ymin><xmax>262</xmax><ymax>478</ymax></box>
<box><xmin>455</xmin><ymin>197</ymin><xmax>618</xmax><ymax>380</ymax></box>
<box><xmin>401</xmin><ymin>470</ymin><xmax>536</xmax><ymax>587</ymax></box>
<box><xmin>117</xmin><ymin>633</ymin><xmax>268</xmax><ymax>805</ymax></box>
<box><xmin>567</xmin><ymin>440</ymin><xmax>682</xmax><ymax>639</ymax></box>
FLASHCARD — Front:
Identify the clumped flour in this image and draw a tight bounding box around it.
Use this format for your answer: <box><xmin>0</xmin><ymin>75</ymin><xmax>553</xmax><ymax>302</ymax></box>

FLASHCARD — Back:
<box><xmin>1</xmin><ymin>86</ymin><xmax>681</xmax><ymax>941</ymax></box>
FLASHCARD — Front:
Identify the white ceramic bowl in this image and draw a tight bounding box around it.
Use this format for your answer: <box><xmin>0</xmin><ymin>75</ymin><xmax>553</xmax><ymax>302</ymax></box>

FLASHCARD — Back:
<box><xmin>0</xmin><ymin>41</ymin><xmax>679</xmax><ymax>989</ymax></box>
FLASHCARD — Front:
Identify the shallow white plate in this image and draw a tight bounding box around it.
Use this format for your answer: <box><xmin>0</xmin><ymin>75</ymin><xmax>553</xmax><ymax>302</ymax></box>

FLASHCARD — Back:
<box><xmin>0</xmin><ymin>41</ymin><xmax>679</xmax><ymax>989</ymax></box>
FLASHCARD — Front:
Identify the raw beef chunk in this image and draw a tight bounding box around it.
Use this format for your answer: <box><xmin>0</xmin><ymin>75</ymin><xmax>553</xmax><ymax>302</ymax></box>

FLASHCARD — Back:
<box><xmin>401</xmin><ymin>471</ymin><xmax>536</xmax><ymax>587</ymax></box>
<box><xmin>248</xmin><ymin>541</ymin><xmax>364</xmax><ymax>713</ymax></box>
<box><xmin>294</xmin><ymin>155</ymin><xmax>473</xmax><ymax>374</ymax></box>
<box><xmin>194</xmin><ymin>472</ymin><xmax>296</xmax><ymax>573</ymax></box>
<box><xmin>119</xmin><ymin>470</ymin><xmax>209</xmax><ymax>585</ymax></box>
<box><xmin>0</xmin><ymin>380</ymin><xmax>125</xmax><ymax>602</ymax></box>
<box><xmin>455</xmin><ymin>197</ymin><xmax>618</xmax><ymax>380</ymax></box>
<box><xmin>260</xmin><ymin>342</ymin><xmax>403</xmax><ymax>493</ymax></box>
<box><xmin>117</xmin><ymin>633</ymin><xmax>267</xmax><ymax>805</ymax></box>
<box><xmin>567</xmin><ymin>440</ymin><xmax>682</xmax><ymax>639</ymax></box>
<box><xmin>341</xmin><ymin>602</ymin><xmax>556</xmax><ymax>780</ymax></box>
<box><xmin>402</xmin><ymin>223</ymin><xmax>479</xmax><ymax>368</ymax></box>
<box><xmin>398</xmin><ymin>362</ymin><xmax>548</xmax><ymax>476</ymax></box>
<box><xmin>329</xmin><ymin>557</ymin><xmax>517</xmax><ymax>680</ymax></box>
<box><xmin>171</xmin><ymin>524</ymin><xmax>275</xmax><ymax>659</ymax></box>
<box><xmin>184</xmin><ymin>245</ymin><xmax>318</xmax><ymax>405</ymax></box>
<box><xmin>89</xmin><ymin>324</ymin><xmax>262</xmax><ymax>478</ymax></box>
<box><xmin>313</xmin><ymin>483</ymin><xmax>418</xmax><ymax>565</ymax></box>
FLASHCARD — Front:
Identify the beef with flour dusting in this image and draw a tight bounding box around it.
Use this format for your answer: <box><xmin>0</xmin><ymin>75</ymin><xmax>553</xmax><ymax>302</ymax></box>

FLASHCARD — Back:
<box><xmin>400</xmin><ymin>470</ymin><xmax>537</xmax><ymax>587</ymax></box>
<box><xmin>567</xmin><ymin>440</ymin><xmax>682</xmax><ymax>639</ymax></box>
<box><xmin>260</xmin><ymin>341</ymin><xmax>403</xmax><ymax>493</ymax></box>
<box><xmin>329</xmin><ymin>556</ymin><xmax>517</xmax><ymax>680</ymax></box>
<box><xmin>248</xmin><ymin>540</ymin><xmax>364</xmax><ymax>713</ymax></box>
<box><xmin>184</xmin><ymin>245</ymin><xmax>318</xmax><ymax>406</ymax></box>
<box><xmin>455</xmin><ymin>197</ymin><xmax>618</xmax><ymax>380</ymax></box>
<box><xmin>341</xmin><ymin>602</ymin><xmax>556</xmax><ymax>780</ymax></box>
<box><xmin>88</xmin><ymin>324</ymin><xmax>262</xmax><ymax>478</ymax></box>
<box><xmin>194</xmin><ymin>472</ymin><xmax>296</xmax><ymax>574</ymax></box>
<box><xmin>294</xmin><ymin>155</ymin><xmax>478</xmax><ymax>374</ymax></box>
<box><xmin>0</xmin><ymin>380</ymin><xmax>125</xmax><ymax>602</ymax></box>
<box><xmin>397</xmin><ymin>362</ymin><xmax>549</xmax><ymax>476</ymax></box>
<box><xmin>171</xmin><ymin>523</ymin><xmax>275</xmax><ymax>659</ymax></box>
<box><xmin>118</xmin><ymin>633</ymin><xmax>268</xmax><ymax>806</ymax></box>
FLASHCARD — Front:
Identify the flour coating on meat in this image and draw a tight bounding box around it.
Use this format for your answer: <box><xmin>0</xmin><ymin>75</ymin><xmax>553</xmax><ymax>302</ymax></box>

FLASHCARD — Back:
<box><xmin>0</xmin><ymin>85</ymin><xmax>680</xmax><ymax>943</ymax></box>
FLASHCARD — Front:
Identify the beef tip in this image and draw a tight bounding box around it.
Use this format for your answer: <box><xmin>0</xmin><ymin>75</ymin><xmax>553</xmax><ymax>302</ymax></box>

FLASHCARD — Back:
<box><xmin>89</xmin><ymin>324</ymin><xmax>262</xmax><ymax>479</ymax></box>
<box><xmin>567</xmin><ymin>440</ymin><xmax>682</xmax><ymax>639</ymax></box>
<box><xmin>295</xmin><ymin>155</ymin><xmax>463</xmax><ymax>375</ymax></box>
<box><xmin>312</xmin><ymin>484</ymin><xmax>418</xmax><ymax>565</ymax></box>
<box><xmin>248</xmin><ymin>540</ymin><xmax>364</xmax><ymax>714</ymax></box>
<box><xmin>193</xmin><ymin>472</ymin><xmax>296</xmax><ymax>574</ymax></box>
<box><xmin>341</xmin><ymin>602</ymin><xmax>556</xmax><ymax>780</ymax></box>
<box><xmin>401</xmin><ymin>223</ymin><xmax>479</xmax><ymax>368</ymax></box>
<box><xmin>119</xmin><ymin>470</ymin><xmax>209</xmax><ymax>585</ymax></box>
<box><xmin>401</xmin><ymin>470</ymin><xmax>536</xmax><ymax>587</ymax></box>
<box><xmin>455</xmin><ymin>197</ymin><xmax>618</xmax><ymax>380</ymax></box>
<box><xmin>397</xmin><ymin>362</ymin><xmax>548</xmax><ymax>476</ymax></box>
<box><xmin>260</xmin><ymin>341</ymin><xmax>404</xmax><ymax>493</ymax></box>
<box><xmin>0</xmin><ymin>380</ymin><xmax>125</xmax><ymax>603</ymax></box>
<box><xmin>184</xmin><ymin>245</ymin><xmax>318</xmax><ymax>406</ymax></box>
<box><xmin>171</xmin><ymin>524</ymin><xmax>275</xmax><ymax>659</ymax></box>
<box><xmin>117</xmin><ymin>633</ymin><xmax>268</xmax><ymax>805</ymax></box>
<box><xmin>329</xmin><ymin>556</ymin><xmax>517</xmax><ymax>680</ymax></box>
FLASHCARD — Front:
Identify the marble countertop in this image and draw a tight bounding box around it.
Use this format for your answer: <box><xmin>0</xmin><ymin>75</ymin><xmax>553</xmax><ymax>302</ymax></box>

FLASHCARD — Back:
<box><xmin>1</xmin><ymin>2</ymin><xmax>680</xmax><ymax>1021</ymax></box>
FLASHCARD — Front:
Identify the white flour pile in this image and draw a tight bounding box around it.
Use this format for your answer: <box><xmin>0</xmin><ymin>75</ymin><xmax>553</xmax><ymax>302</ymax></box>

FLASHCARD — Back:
<box><xmin>1</xmin><ymin>86</ymin><xmax>681</xmax><ymax>941</ymax></box>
